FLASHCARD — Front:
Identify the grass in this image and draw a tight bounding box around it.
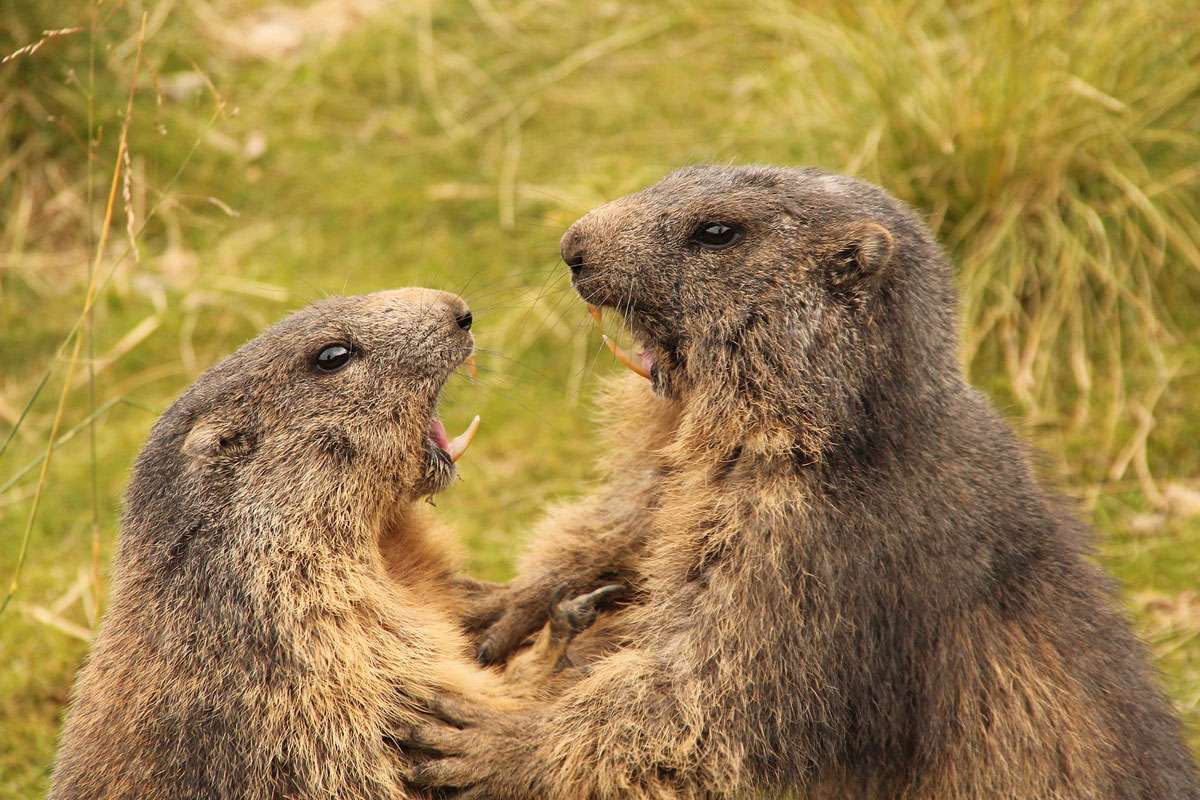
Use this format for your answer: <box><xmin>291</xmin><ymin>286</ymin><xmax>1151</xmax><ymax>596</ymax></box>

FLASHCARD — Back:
<box><xmin>1</xmin><ymin>0</ymin><xmax>1198</xmax><ymax>795</ymax></box>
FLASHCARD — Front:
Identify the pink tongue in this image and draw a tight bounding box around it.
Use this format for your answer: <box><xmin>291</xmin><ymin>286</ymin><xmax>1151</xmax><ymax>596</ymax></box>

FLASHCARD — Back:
<box><xmin>639</xmin><ymin>350</ymin><xmax>655</xmax><ymax>375</ymax></box>
<box><xmin>429</xmin><ymin>418</ymin><xmax>451</xmax><ymax>452</ymax></box>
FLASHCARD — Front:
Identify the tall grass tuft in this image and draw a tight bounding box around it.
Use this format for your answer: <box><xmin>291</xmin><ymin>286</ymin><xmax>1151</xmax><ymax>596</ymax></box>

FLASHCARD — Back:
<box><xmin>748</xmin><ymin>0</ymin><xmax>1200</xmax><ymax>482</ymax></box>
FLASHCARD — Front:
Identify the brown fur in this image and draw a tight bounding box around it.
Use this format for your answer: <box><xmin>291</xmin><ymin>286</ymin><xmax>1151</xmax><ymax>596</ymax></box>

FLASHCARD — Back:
<box><xmin>50</xmin><ymin>289</ymin><xmax>550</xmax><ymax>800</ymax></box>
<box><xmin>414</xmin><ymin>167</ymin><xmax>1200</xmax><ymax>799</ymax></box>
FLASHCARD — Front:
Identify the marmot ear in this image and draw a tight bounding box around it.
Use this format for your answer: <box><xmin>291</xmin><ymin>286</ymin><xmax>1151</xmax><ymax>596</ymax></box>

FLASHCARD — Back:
<box><xmin>826</xmin><ymin>221</ymin><xmax>894</xmax><ymax>291</ymax></box>
<box><xmin>182</xmin><ymin>417</ymin><xmax>256</xmax><ymax>460</ymax></box>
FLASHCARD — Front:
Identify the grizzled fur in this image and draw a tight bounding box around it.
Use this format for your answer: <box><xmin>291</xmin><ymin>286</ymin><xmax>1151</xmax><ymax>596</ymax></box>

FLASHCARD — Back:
<box><xmin>416</xmin><ymin>167</ymin><xmax>1200</xmax><ymax>799</ymax></box>
<box><xmin>50</xmin><ymin>289</ymin><xmax>525</xmax><ymax>800</ymax></box>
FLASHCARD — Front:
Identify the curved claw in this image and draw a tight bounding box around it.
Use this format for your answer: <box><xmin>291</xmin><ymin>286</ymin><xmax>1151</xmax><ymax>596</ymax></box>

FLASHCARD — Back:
<box><xmin>550</xmin><ymin>583</ymin><xmax>629</xmax><ymax>639</ymax></box>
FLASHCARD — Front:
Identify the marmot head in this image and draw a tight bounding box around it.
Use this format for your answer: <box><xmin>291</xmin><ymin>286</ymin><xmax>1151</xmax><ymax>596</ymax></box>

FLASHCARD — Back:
<box><xmin>129</xmin><ymin>289</ymin><xmax>479</xmax><ymax>555</ymax></box>
<box><xmin>562</xmin><ymin>165</ymin><xmax>961</xmax><ymax>460</ymax></box>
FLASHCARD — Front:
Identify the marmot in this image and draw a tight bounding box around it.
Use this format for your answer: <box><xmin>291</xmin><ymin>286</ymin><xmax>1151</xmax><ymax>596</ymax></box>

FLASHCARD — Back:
<box><xmin>409</xmin><ymin>166</ymin><xmax>1200</xmax><ymax>799</ymax></box>
<box><xmin>49</xmin><ymin>288</ymin><xmax>573</xmax><ymax>799</ymax></box>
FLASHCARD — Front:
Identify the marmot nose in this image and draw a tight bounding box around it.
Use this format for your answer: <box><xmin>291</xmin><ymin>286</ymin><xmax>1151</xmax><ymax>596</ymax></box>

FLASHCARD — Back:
<box><xmin>454</xmin><ymin>310</ymin><xmax>473</xmax><ymax>331</ymax></box>
<box><xmin>560</xmin><ymin>230</ymin><xmax>586</xmax><ymax>273</ymax></box>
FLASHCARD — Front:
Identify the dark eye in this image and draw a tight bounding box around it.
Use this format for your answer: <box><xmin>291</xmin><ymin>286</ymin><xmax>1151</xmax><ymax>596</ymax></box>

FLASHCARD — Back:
<box><xmin>314</xmin><ymin>344</ymin><xmax>354</xmax><ymax>373</ymax></box>
<box><xmin>690</xmin><ymin>222</ymin><xmax>743</xmax><ymax>250</ymax></box>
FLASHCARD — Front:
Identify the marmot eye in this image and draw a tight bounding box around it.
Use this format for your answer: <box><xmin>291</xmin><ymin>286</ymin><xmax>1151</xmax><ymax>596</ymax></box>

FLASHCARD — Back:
<box><xmin>314</xmin><ymin>344</ymin><xmax>354</xmax><ymax>373</ymax></box>
<box><xmin>690</xmin><ymin>222</ymin><xmax>743</xmax><ymax>250</ymax></box>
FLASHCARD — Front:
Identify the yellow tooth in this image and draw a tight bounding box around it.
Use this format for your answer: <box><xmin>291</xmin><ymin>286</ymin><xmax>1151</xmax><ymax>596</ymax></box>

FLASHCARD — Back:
<box><xmin>463</xmin><ymin>354</ymin><xmax>477</xmax><ymax>380</ymax></box>
<box><xmin>448</xmin><ymin>415</ymin><xmax>481</xmax><ymax>463</ymax></box>
<box><xmin>602</xmin><ymin>335</ymin><xmax>651</xmax><ymax>380</ymax></box>
<box><xmin>590</xmin><ymin>303</ymin><xmax>650</xmax><ymax>381</ymax></box>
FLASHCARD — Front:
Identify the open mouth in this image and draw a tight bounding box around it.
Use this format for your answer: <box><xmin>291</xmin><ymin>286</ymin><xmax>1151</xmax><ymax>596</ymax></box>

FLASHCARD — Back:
<box><xmin>587</xmin><ymin>304</ymin><xmax>656</xmax><ymax>382</ymax></box>
<box><xmin>428</xmin><ymin>414</ymin><xmax>480</xmax><ymax>463</ymax></box>
<box><xmin>427</xmin><ymin>354</ymin><xmax>481</xmax><ymax>464</ymax></box>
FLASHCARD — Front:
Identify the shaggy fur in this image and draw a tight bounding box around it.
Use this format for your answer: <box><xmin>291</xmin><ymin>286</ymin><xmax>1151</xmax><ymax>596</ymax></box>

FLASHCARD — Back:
<box><xmin>50</xmin><ymin>289</ymin><xmax>533</xmax><ymax>800</ymax></box>
<box><xmin>413</xmin><ymin>166</ymin><xmax>1200</xmax><ymax>799</ymax></box>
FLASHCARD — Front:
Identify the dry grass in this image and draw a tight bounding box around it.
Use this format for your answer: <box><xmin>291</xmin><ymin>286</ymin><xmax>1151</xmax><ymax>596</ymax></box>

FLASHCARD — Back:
<box><xmin>1</xmin><ymin>0</ymin><xmax>1198</xmax><ymax>796</ymax></box>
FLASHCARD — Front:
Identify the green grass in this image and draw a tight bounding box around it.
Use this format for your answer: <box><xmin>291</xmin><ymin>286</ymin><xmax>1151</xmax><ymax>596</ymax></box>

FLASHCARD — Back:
<box><xmin>2</xmin><ymin>0</ymin><xmax>1198</xmax><ymax>795</ymax></box>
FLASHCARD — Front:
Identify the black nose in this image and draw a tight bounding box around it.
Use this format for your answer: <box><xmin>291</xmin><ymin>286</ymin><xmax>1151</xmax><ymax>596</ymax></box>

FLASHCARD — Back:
<box><xmin>561</xmin><ymin>230</ymin><xmax>586</xmax><ymax>273</ymax></box>
<box><xmin>455</xmin><ymin>310</ymin><xmax>473</xmax><ymax>331</ymax></box>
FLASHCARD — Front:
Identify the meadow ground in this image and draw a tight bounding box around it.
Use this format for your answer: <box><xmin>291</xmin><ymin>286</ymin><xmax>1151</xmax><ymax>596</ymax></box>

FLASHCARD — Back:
<box><xmin>1</xmin><ymin>0</ymin><xmax>1198</xmax><ymax>796</ymax></box>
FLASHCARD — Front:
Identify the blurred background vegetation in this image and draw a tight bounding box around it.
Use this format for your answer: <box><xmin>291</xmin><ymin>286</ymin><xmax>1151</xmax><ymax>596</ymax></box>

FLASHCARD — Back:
<box><xmin>2</xmin><ymin>0</ymin><xmax>1198</xmax><ymax>795</ymax></box>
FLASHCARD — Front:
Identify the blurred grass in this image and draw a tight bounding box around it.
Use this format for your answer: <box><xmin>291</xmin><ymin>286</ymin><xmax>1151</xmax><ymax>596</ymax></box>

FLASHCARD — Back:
<box><xmin>1</xmin><ymin>0</ymin><xmax>1198</xmax><ymax>795</ymax></box>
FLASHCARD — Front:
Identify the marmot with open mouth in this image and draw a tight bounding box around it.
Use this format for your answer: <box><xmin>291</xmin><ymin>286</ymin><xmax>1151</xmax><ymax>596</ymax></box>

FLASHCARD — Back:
<box><xmin>48</xmin><ymin>288</ymin><xmax>584</xmax><ymax>800</ymax></box>
<box><xmin>410</xmin><ymin>167</ymin><xmax>1200</xmax><ymax>799</ymax></box>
